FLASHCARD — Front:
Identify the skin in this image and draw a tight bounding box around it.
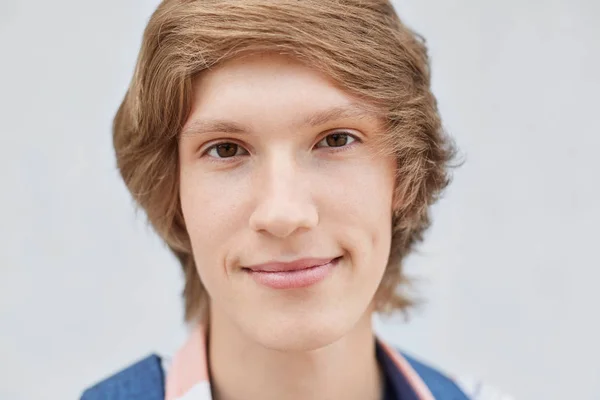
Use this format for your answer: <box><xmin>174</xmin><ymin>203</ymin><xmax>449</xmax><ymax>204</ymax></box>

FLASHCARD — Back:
<box><xmin>178</xmin><ymin>53</ymin><xmax>396</xmax><ymax>400</ymax></box>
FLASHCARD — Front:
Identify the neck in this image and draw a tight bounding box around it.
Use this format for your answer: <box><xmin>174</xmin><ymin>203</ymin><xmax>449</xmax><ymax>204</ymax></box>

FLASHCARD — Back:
<box><xmin>207</xmin><ymin>308</ymin><xmax>383</xmax><ymax>400</ymax></box>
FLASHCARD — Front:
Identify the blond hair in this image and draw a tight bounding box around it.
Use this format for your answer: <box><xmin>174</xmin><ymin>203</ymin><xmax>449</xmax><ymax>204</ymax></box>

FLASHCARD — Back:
<box><xmin>113</xmin><ymin>0</ymin><xmax>456</xmax><ymax>322</ymax></box>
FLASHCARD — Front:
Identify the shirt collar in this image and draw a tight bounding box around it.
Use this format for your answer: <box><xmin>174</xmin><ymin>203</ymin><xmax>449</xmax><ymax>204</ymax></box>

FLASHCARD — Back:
<box><xmin>165</xmin><ymin>325</ymin><xmax>435</xmax><ymax>400</ymax></box>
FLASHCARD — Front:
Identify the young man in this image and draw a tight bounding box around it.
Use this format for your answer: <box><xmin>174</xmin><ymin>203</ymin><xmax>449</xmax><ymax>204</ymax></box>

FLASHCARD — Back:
<box><xmin>82</xmin><ymin>1</ymin><xmax>510</xmax><ymax>399</ymax></box>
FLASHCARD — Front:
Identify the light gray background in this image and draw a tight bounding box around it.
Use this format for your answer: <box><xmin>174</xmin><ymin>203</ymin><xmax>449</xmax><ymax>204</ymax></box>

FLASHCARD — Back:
<box><xmin>1</xmin><ymin>1</ymin><xmax>598</xmax><ymax>399</ymax></box>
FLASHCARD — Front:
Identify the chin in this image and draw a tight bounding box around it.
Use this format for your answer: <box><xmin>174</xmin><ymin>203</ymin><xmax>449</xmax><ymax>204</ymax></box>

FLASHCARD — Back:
<box><xmin>246</xmin><ymin>311</ymin><xmax>355</xmax><ymax>352</ymax></box>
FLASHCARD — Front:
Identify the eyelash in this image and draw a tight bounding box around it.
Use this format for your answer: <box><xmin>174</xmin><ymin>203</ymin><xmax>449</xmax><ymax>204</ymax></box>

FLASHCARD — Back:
<box><xmin>201</xmin><ymin>131</ymin><xmax>360</xmax><ymax>162</ymax></box>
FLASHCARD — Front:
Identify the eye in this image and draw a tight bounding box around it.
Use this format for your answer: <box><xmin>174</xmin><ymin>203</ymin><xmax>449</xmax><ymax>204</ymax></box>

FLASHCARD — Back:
<box><xmin>205</xmin><ymin>142</ymin><xmax>249</xmax><ymax>159</ymax></box>
<box><xmin>315</xmin><ymin>132</ymin><xmax>357</xmax><ymax>149</ymax></box>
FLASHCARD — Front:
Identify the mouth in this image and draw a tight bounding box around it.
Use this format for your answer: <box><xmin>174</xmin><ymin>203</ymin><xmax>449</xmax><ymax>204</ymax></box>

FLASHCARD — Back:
<box><xmin>243</xmin><ymin>256</ymin><xmax>342</xmax><ymax>289</ymax></box>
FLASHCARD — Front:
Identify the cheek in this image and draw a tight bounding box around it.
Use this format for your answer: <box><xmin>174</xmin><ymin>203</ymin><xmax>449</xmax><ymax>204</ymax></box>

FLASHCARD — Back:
<box><xmin>316</xmin><ymin>156</ymin><xmax>395</xmax><ymax>267</ymax></box>
<box><xmin>179</xmin><ymin>166</ymin><xmax>250</xmax><ymax>279</ymax></box>
<box><xmin>180</xmin><ymin>165</ymin><xmax>249</xmax><ymax>230</ymax></box>
<box><xmin>319</xmin><ymin>156</ymin><xmax>395</xmax><ymax>229</ymax></box>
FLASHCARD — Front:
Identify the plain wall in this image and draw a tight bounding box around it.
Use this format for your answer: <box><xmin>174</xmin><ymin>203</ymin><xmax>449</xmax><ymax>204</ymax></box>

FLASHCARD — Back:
<box><xmin>1</xmin><ymin>1</ymin><xmax>598</xmax><ymax>399</ymax></box>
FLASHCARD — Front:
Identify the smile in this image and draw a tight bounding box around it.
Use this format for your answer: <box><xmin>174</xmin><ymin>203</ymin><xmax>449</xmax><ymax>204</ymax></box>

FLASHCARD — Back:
<box><xmin>243</xmin><ymin>256</ymin><xmax>342</xmax><ymax>289</ymax></box>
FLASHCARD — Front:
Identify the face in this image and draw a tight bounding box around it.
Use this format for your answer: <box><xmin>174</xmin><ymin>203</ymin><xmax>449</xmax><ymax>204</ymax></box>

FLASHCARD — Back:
<box><xmin>179</xmin><ymin>53</ymin><xmax>396</xmax><ymax>351</ymax></box>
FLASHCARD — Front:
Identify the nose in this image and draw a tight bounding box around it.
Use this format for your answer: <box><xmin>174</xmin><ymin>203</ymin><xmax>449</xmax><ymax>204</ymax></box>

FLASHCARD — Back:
<box><xmin>248</xmin><ymin>155</ymin><xmax>318</xmax><ymax>238</ymax></box>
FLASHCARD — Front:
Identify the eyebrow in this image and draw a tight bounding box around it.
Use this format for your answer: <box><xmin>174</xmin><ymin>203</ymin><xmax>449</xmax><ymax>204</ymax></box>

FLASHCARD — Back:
<box><xmin>180</xmin><ymin>104</ymin><xmax>375</xmax><ymax>138</ymax></box>
<box><xmin>181</xmin><ymin>119</ymin><xmax>247</xmax><ymax>138</ymax></box>
<box><xmin>300</xmin><ymin>104</ymin><xmax>373</xmax><ymax>128</ymax></box>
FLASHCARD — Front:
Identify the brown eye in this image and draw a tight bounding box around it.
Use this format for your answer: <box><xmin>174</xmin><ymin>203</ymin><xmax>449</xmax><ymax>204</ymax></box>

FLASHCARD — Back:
<box><xmin>326</xmin><ymin>133</ymin><xmax>348</xmax><ymax>147</ymax></box>
<box><xmin>317</xmin><ymin>132</ymin><xmax>357</xmax><ymax>149</ymax></box>
<box><xmin>206</xmin><ymin>142</ymin><xmax>247</xmax><ymax>159</ymax></box>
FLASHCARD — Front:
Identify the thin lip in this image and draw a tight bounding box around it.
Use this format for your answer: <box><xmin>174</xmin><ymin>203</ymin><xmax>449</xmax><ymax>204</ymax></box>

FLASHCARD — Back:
<box><xmin>243</xmin><ymin>257</ymin><xmax>339</xmax><ymax>273</ymax></box>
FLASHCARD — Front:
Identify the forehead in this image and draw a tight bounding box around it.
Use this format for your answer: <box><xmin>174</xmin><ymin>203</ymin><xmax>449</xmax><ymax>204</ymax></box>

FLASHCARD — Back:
<box><xmin>184</xmin><ymin>53</ymin><xmax>379</xmax><ymax>130</ymax></box>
